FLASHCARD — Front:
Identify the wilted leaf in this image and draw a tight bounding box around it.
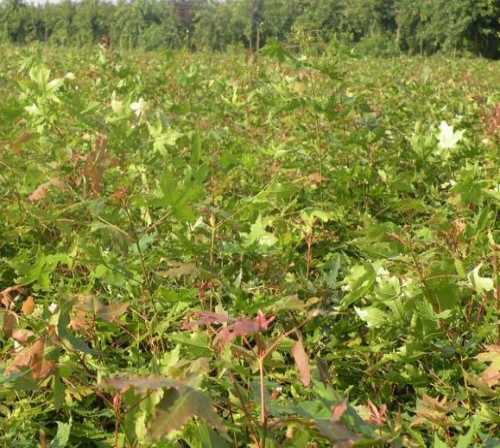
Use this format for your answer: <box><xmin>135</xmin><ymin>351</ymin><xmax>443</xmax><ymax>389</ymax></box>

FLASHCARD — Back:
<box><xmin>183</xmin><ymin>311</ymin><xmax>229</xmax><ymax>330</ymax></box>
<box><xmin>331</xmin><ymin>398</ymin><xmax>348</xmax><ymax>423</ymax></box>
<box><xmin>476</xmin><ymin>345</ymin><xmax>500</xmax><ymax>387</ymax></box>
<box><xmin>5</xmin><ymin>338</ymin><xmax>54</xmax><ymax>380</ymax></box>
<box><xmin>9</xmin><ymin>132</ymin><xmax>33</xmax><ymax>155</ymax></box>
<box><xmin>21</xmin><ymin>296</ymin><xmax>35</xmax><ymax>315</ymax></box>
<box><xmin>97</xmin><ymin>302</ymin><xmax>129</xmax><ymax>322</ymax></box>
<box><xmin>57</xmin><ymin>304</ymin><xmax>95</xmax><ymax>355</ymax></box>
<box><xmin>83</xmin><ymin>134</ymin><xmax>110</xmax><ymax>195</ymax></box>
<box><xmin>101</xmin><ymin>375</ymin><xmax>181</xmax><ymax>393</ymax></box>
<box><xmin>291</xmin><ymin>336</ymin><xmax>311</xmax><ymax>387</ymax></box>
<box><xmin>485</xmin><ymin>103</ymin><xmax>500</xmax><ymax>136</ymax></box>
<box><xmin>72</xmin><ymin>294</ymin><xmax>128</xmax><ymax>323</ymax></box>
<box><xmin>215</xmin><ymin>311</ymin><xmax>274</xmax><ymax>346</ymax></box>
<box><xmin>159</xmin><ymin>262</ymin><xmax>197</xmax><ymax>279</ymax></box>
<box><xmin>5</xmin><ymin>338</ymin><xmax>43</xmax><ymax>375</ymax></box>
<box><xmin>2</xmin><ymin>310</ymin><xmax>16</xmax><ymax>337</ymax></box>
<box><xmin>0</xmin><ymin>285</ymin><xmax>24</xmax><ymax>309</ymax></box>
<box><xmin>366</xmin><ymin>400</ymin><xmax>387</xmax><ymax>426</ymax></box>
<box><xmin>12</xmin><ymin>328</ymin><xmax>35</xmax><ymax>343</ymax></box>
<box><xmin>306</xmin><ymin>172</ymin><xmax>326</xmax><ymax>186</ymax></box>
<box><xmin>69</xmin><ymin>309</ymin><xmax>92</xmax><ymax>335</ymax></box>
<box><xmin>412</xmin><ymin>394</ymin><xmax>454</xmax><ymax>428</ymax></box>
<box><xmin>28</xmin><ymin>178</ymin><xmax>65</xmax><ymax>203</ymax></box>
<box><xmin>315</xmin><ymin>419</ymin><xmax>359</xmax><ymax>445</ymax></box>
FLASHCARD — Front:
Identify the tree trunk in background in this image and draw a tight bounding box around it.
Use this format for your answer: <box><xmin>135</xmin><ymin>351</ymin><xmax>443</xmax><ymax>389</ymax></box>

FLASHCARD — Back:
<box><xmin>250</xmin><ymin>0</ymin><xmax>263</xmax><ymax>52</ymax></box>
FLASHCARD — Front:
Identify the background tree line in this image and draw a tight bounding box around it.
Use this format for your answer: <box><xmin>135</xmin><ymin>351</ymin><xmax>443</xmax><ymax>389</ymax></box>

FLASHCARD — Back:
<box><xmin>0</xmin><ymin>0</ymin><xmax>498</xmax><ymax>58</ymax></box>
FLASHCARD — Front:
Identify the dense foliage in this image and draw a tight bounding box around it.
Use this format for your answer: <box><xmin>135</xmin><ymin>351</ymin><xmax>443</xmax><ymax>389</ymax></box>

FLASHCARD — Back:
<box><xmin>0</xmin><ymin>42</ymin><xmax>499</xmax><ymax>447</ymax></box>
<box><xmin>0</xmin><ymin>0</ymin><xmax>499</xmax><ymax>57</ymax></box>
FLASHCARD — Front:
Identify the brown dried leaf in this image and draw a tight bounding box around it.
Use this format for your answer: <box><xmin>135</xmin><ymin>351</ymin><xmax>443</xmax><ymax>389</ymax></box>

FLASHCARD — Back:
<box><xmin>215</xmin><ymin>311</ymin><xmax>274</xmax><ymax>346</ymax></box>
<box><xmin>482</xmin><ymin>370</ymin><xmax>500</xmax><ymax>388</ymax></box>
<box><xmin>476</xmin><ymin>345</ymin><xmax>500</xmax><ymax>387</ymax></box>
<box><xmin>73</xmin><ymin>294</ymin><xmax>129</xmax><ymax>324</ymax></box>
<box><xmin>5</xmin><ymin>337</ymin><xmax>54</xmax><ymax>380</ymax></box>
<box><xmin>111</xmin><ymin>186</ymin><xmax>128</xmax><ymax>203</ymax></box>
<box><xmin>10</xmin><ymin>132</ymin><xmax>33</xmax><ymax>155</ymax></box>
<box><xmin>159</xmin><ymin>262</ymin><xmax>197</xmax><ymax>279</ymax></box>
<box><xmin>12</xmin><ymin>329</ymin><xmax>35</xmax><ymax>343</ymax></box>
<box><xmin>366</xmin><ymin>400</ymin><xmax>387</xmax><ymax>426</ymax></box>
<box><xmin>35</xmin><ymin>360</ymin><xmax>55</xmax><ymax>380</ymax></box>
<box><xmin>83</xmin><ymin>134</ymin><xmax>109</xmax><ymax>195</ymax></box>
<box><xmin>2</xmin><ymin>310</ymin><xmax>17</xmax><ymax>337</ymax></box>
<box><xmin>0</xmin><ymin>285</ymin><xmax>24</xmax><ymax>309</ymax></box>
<box><xmin>28</xmin><ymin>183</ymin><xmax>50</xmax><ymax>203</ymax></box>
<box><xmin>28</xmin><ymin>178</ymin><xmax>65</xmax><ymax>203</ymax></box>
<box><xmin>70</xmin><ymin>309</ymin><xmax>92</xmax><ymax>334</ymax></box>
<box><xmin>307</xmin><ymin>172</ymin><xmax>326</xmax><ymax>186</ymax></box>
<box><xmin>101</xmin><ymin>375</ymin><xmax>181</xmax><ymax>393</ymax></box>
<box><xmin>21</xmin><ymin>296</ymin><xmax>35</xmax><ymax>315</ymax></box>
<box><xmin>193</xmin><ymin>311</ymin><xmax>230</xmax><ymax>325</ymax></box>
<box><xmin>291</xmin><ymin>336</ymin><xmax>311</xmax><ymax>387</ymax></box>
<box><xmin>486</xmin><ymin>103</ymin><xmax>500</xmax><ymax>136</ymax></box>
<box><xmin>315</xmin><ymin>419</ymin><xmax>358</xmax><ymax>445</ymax></box>
<box><xmin>331</xmin><ymin>398</ymin><xmax>348</xmax><ymax>423</ymax></box>
<box><xmin>97</xmin><ymin>302</ymin><xmax>129</xmax><ymax>322</ymax></box>
<box><xmin>183</xmin><ymin>311</ymin><xmax>230</xmax><ymax>330</ymax></box>
<box><xmin>254</xmin><ymin>310</ymin><xmax>275</xmax><ymax>330</ymax></box>
<box><xmin>412</xmin><ymin>394</ymin><xmax>453</xmax><ymax>428</ymax></box>
<box><xmin>39</xmin><ymin>429</ymin><xmax>47</xmax><ymax>448</ymax></box>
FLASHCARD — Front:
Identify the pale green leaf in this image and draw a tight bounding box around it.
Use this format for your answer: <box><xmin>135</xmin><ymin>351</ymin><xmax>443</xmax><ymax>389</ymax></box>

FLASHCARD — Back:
<box><xmin>50</xmin><ymin>420</ymin><xmax>72</xmax><ymax>448</ymax></box>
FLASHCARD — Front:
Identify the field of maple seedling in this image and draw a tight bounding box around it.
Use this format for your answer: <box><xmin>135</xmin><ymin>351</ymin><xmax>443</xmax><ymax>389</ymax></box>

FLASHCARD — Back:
<box><xmin>0</xmin><ymin>43</ymin><xmax>499</xmax><ymax>447</ymax></box>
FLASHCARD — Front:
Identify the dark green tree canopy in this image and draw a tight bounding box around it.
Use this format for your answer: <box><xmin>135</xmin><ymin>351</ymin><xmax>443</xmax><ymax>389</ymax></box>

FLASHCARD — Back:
<box><xmin>0</xmin><ymin>0</ymin><xmax>498</xmax><ymax>57</ymax></box>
